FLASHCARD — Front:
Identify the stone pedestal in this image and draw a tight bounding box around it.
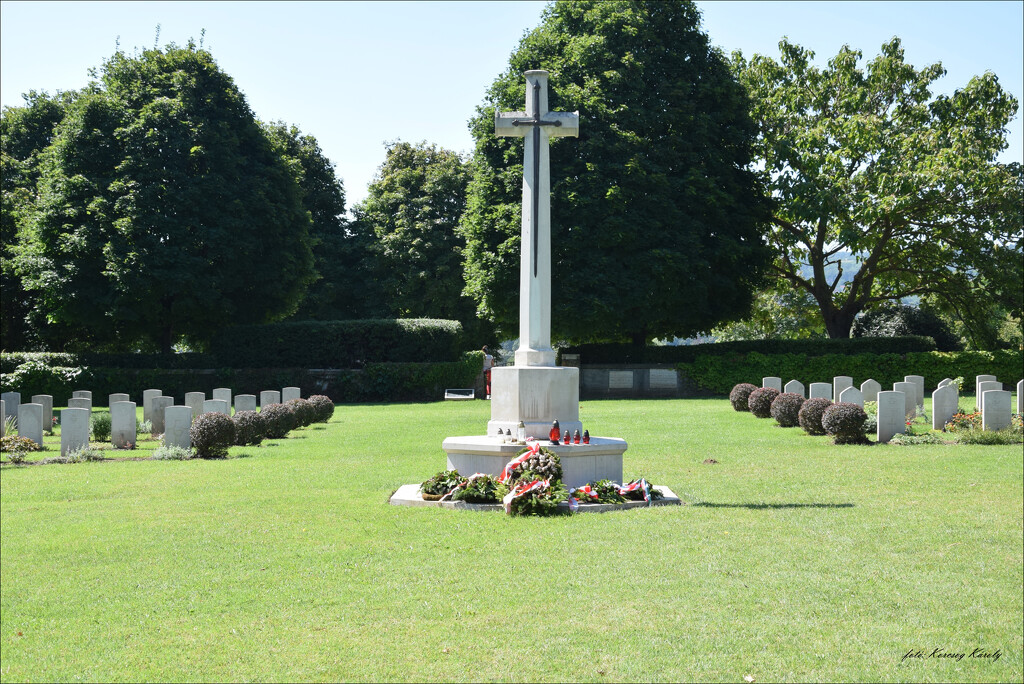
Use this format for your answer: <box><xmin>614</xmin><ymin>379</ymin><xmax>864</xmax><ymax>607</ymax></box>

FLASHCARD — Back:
<box><xmin>486</xmin><ymin>365</ymin><xmax>582</xmax><ymax>438</ymax></box>
<box><xmin>442</xmin><ymin>435</ymin><xmax>626</xmax><ymax>489</ymax></box>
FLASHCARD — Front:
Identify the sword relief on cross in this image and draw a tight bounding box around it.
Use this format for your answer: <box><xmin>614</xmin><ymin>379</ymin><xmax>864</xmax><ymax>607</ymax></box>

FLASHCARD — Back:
<box><xmin>494</xmin><ymin>71</ymin><xmax>579</xmax><ymax>278</ymax></box>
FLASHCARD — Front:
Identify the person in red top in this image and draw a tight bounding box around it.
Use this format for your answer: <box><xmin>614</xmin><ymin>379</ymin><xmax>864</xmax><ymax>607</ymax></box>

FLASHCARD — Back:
<box><xmin>482</xmin><ymin>346</ymin><xmax>494</xmax><ymax>399</ymax></box>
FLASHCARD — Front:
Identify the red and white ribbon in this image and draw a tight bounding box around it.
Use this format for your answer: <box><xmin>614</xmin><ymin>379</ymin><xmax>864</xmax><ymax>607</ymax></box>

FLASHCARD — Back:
<box><xmin>502</xmin><ymin>478</ymin><xmax>549</xmax><ymax>514</ymax></box>
<box><xmin>498</xmin><ymin>440</ymin><xmax>541</xmax><ymax>483</ymax></box>
<box><xmin>439</xmin><ymin>472</ymin><xmax>490</xmax><ymax>502</ymax></box>
<box><xmin>617</xmin><ymin>478</ymin><xmax>652</xmax><ymax>504</ymax></box>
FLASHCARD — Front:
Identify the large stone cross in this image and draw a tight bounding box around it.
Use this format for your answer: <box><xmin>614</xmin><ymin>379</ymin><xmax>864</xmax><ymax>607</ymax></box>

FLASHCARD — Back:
<box><xmin>495</xmin><ymin>70</ymin><xmax>579</xmax><ymax>367</ymax></box>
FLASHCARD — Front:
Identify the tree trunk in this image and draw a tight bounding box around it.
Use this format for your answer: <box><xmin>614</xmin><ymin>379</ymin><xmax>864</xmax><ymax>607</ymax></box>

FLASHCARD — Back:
<box><xmin>160</xmin><ymin>324</ymin><xmax>174</xmax><ymax>355</ymax></box>
<box><xmin>822</xmin><ymin>308</ymin><xmax>857</xmax><ymax>339</ymax></box>
<box><xmin>629</xmin><ymin>330</ymin><xmax>648</xmax><ymax>346</ymax></box>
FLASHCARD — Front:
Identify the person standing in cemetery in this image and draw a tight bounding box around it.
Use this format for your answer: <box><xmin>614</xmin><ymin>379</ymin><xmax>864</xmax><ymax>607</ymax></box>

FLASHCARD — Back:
<box><xmin>482</xmin><ymin>346</ymin><xmax>494</xmax><ymax>399</ymax></box>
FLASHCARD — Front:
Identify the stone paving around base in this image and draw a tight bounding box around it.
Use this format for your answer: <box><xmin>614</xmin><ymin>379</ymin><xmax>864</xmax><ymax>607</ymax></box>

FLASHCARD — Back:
<box><xmin>389</xmin><ymin>483</ymin><xmax>682</xmax><ymax>513</ymax></box>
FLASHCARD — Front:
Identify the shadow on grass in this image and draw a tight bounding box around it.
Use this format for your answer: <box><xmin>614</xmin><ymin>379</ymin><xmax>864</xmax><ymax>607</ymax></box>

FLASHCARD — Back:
<box><xmin>691</xmin><ymin>502</ymin><xmax>854</xmax><ymax>510</ymax></box>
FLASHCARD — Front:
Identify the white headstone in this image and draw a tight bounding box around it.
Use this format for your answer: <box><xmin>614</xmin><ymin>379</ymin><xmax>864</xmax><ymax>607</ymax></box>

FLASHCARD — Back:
<box><xmin>18</xmin><ymin>402</ymin><xmax>43</xmax><ymax>446</ymax></box>
<box><xmin>67</xmin><ymin>397</ymin><xmax>92</xmax><ymax>413</ymax></box>
<box><xmin>31</xmin><ymin>394</ymin><xmax>53</xmax><ymax>432</ymax></box>
<box><xmin>235</xmin><ymin>394</ymin><xmax>257</xmax><ymax>413</ymax></box>
<box><xmin>877</xmin><ymin>391</ymin><xmax>906</xmax><ymax>444</ymax></box>
<box><xmin>860</xmin><ymin>379</ymin><xmax>881</xmax><ymax>403</ymax></box>
<box><xmin>1</xmin><ymin>392</ymin><xmax>21</xmax><ymax>420</ymax></box>
<box><xmin>783</xmin><ymin>380</ymin><xmax>805</xmax><ymax>398</ymax></box>
<box><xmin>905</xmin><ymin>375</ymin><xmax>925</xmax><ymax>408</ymax></box>
<box><xmin>809</xmin><ymin>383</ymin><xmax>832</xmax><ymax>400</ymax></box>
<box><xmin>213</xmin><ymin>388</ymin><xmax>232</xmax><ymax>406</ymax></box>
<box><xmin>163</xmin><ymin>406</ymin><xmax>193</xmax><ymax>449</ymax></box>
<box><xmin>932</xmin><ymin>384</ymin><xmax>959</xmax><ymax>431</ymax></box>
<box><xmin>72</xmin><ymin>390</ymin><xmax>92</xmax><ymax>400</ymax></box>
<box><xmin>110</xmin><ymin>401</ymin><xmax>137</xmax><ymax>449</ymax></box>
<box><xmin>762</xmin><ymin>377</ymin><xmax>782</xmax><ymax>392</ymax></box>
<box><xmin>0</xmin><ymin>400</ymin><xmax>4</xmax><ymax>436</ymax></box>
<box><xmin>495</xmin><ymin>69</ymin><xmax>579</xmax><ymax>367</ymax></box>
<box><xmin>893</xmin><ymin>381</ymin><xmax>916</xmax><ymax>418</ymax></box>
<box><xmin>151</xmin><ymin>396</ymin><xmax>174</xmax><ymax>434</ymax></box>
<box><xmin>203</xmin><ymin>399</ymin><xmax>229</xmax><ymax>415</ymax></box>
<box><xmin>282</xmin><ymin>386</ymin><xmax>301</xmax><ymax>403</ymax></box>
<box><xmin>260</xmin><ymin>391</ymin><xmax>280</xmax><ymax>410</ymax></box>
<box><xmin>982</xmin><ymin>390</ymin><xmax>1011</xmax><ymax>431</ymax></box>
<box><xmin>937</xmin><ymin>378</ymin><xmax>954</xmax><ymax>388</ymax></box>
<box><xmin>108</xmin><ymin>393</ymin><xmax>130</xmax><ymax>407</ymax></box>
<box><xmin>975</xmin><ymin>375</ymin><xmax>996</xmax><ymax>399</ymax></box>
<box><xmin>185</xmin><ymin>392</ymin><xmax>205</xmax><ymax>419</ymax></box>
<box><xmin>977</xmin><ymin>381</ymin><xmax>1002</xmax><ymax>413</ymax></box>
<box><xmin>838</xmin><ymin>387</ymin><xmax>863</xmax><ymax>407</ymax></box>
<box><xmin>1018</xmin><ymin>379</ymin><xmax>1023</xmax><ymax>415</ymax></box>
<box><xmin>60</xmin><ymin>407</ymin><xmax>89</xmax><ymax>456</ymax></box>
<box><xmin>833</xmin><ymin>376</ymin><xmax>853</xmax><ymax>399</ymax></box>
<box><xmin>142</xmin><ymin>389</ymin><xmax>162</xmax><ymax>424</ymax></box>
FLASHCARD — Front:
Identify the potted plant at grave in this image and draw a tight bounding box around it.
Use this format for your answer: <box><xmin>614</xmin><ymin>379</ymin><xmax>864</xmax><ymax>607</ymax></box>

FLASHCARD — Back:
<box><xmin>419</xmin><ymin>470</ymin><xmax>466</xmax><ymax>501</ymax></box>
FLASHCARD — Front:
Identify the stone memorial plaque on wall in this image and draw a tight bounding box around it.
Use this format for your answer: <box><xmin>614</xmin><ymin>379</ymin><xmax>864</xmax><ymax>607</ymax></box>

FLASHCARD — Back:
<box><xmin>649</xmin><ymin>369</ymin><xmax>677</xmax><ymax>389</ymax></box>
<box><xmin>608</xmin><ymin>371</ymin><xmax>634</xmax><ymax>390</ymax></box>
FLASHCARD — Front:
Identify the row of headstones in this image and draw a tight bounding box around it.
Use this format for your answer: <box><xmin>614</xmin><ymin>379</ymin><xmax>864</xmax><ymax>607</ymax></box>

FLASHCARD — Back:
<box><xmin>759</xmin><ymin>375</ymin><xmax>1022</xmax><ymax>443</ymax></box>
<box><xmin>1</xmin><ymin>387</ymin><xmax>304</xmax><ymax>457</ymax></box>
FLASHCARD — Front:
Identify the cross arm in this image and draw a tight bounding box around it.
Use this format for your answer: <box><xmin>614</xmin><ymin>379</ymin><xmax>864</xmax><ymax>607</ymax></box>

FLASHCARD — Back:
<box><xmin>495</xmin><ymin>111</ymin><xmax>529</xmax><ymax>137</ymax></box>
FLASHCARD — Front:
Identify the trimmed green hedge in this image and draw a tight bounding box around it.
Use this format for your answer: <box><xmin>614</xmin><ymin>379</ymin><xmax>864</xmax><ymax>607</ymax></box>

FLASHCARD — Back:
<box><xmin>0</xmin><ymin>352</ymin><xmax>483</xmax><ymax>404</ymax></box>
<box><xmin>561</xmin><ymin>336</ymin><xmax>937</xmax><ymax>365</ymax></box>
<box><xmin>679</xmin><ymin>350</ymin><xmax>1023</xmax><ymax>396</ymax></box>
<box><xmin>209</xmin><ymin>319</ymin><xmax>464</xmax><ymax>367</ymax></box>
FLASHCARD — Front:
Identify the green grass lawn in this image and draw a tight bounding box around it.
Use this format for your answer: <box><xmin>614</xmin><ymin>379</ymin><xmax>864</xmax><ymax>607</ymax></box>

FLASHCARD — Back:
<box><xmin>1</xmin><ymin>398</ymin><xmax>1021</xmax><ymax>682</ymax></box>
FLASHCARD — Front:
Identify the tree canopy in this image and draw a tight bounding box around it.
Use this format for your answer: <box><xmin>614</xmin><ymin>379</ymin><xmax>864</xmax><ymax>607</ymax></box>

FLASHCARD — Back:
<box><xmin>13</xmin><ymin>43</ymin><xmax>316</xmax><ymax>352</ymax></box>
<box><xmin>461</xmin><ymin>0</ymin><xmax>772</xmax><ymax>345</ymax></box>
<box><xmin>354</xmin><ymin>141</ymin><xmax>476</xmax><ymax>324</ymax></box>
<box><xmin>261</xmin><ymin>121</ymin><xmax>379</xmax><ymax>322</ymax></box>
<box><xmin>1</xmin><ymin>90</ymin><xmax>75</xmax><ymax>350</ymax></box>
<box><xmin>734</xmin><ymin>37</ymin><xmax>1024</xmax><ymax>341</ymax></box>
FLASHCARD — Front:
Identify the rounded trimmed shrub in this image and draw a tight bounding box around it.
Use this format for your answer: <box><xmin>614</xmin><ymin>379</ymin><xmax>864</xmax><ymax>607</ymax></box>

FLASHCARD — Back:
<box><xmin>260</xmin><ymin>403</ymin><xmax>297</xmax><ymax>439</ymax></box>
<box><xmin>308</xmin><ymin>395</ymin><xmax>335</xmax><ymax>423</ymax></box>
<box><xmin>286</xmin><ymin>398</ymin><xmax>317</xmax><ymax>428</ymax></box>
<box><xmin>190</xmin><ymin>412</ymin><xmax>236</xmax><ymax>458</ymax></box>
<box><xmin>822</xmin><ymin>402</ymin><xmax>869</xmax><ymax>444</ymax></box>
<box><xmin>798</xmin><ymin>397</ymin><xmax>834</xmax><ymax>436</ymax></box>
<box><xmin>232</xmin><ymin>410</ymin><xmax>266</xmax><ymax>446</ymax></box>
<box><xmin>770</xmin><ymin>392</ymin><xmax>805</xmax><ymax>427</ymax></box>
<box><xmin>729</xmin><ymin>383</ymin><xmax>758</xmax><ymax>411</ymax></box>
<box><xmin>91</xmin><ymin>412</ymin><xmax>112</xmax><ymax>441</ymax></box>
<box><xmin>748</xmin><ymin>386</ymin><xmax>780</xmax><ymax>418</ymax></box>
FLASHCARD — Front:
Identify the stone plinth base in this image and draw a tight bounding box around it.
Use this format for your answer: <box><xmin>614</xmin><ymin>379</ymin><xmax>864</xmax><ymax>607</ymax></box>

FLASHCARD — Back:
<box><xmin>441</xmin><ymin>435</ymin><xmax>625</xmax><ymax>489</ymax></box>
<box><xmin>389</xmin><ymin>483</ymin><xmax>680</xmax><ymax>512</ymax></box>
<box><xmin>487</xmin><ymin>365</ymin><xmax>581</xmax><ymax>438</ymax></box>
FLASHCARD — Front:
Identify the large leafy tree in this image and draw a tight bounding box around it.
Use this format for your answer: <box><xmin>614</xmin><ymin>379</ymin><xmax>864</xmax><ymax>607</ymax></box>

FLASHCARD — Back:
<box><xmin>19</xmin><ymin>43</ymin><xmax>316</xmax><ymax>353</ymax></box>
<box><xmin>461</xmin><ymin>0</ymin><xmax>772</xmax><ymax>345</ymax></box>
<box><xmin>354</xmin><ymin>141</ymin><xmax>475</xmax><ymax>323</ymax></box>
<box><xmin>1</xmin><ymin>90</ymin><xmax>76</xmax><ymax>349</ymax></box>
<box><xmin>734</xmin><ymin>38</ymin><xmax>1024</xmax><ymax>340</ymax></box>
<box><xmin>261</xmin><ymin>121</ymin><xmax>380</xmax><ymax>321</ymax></box>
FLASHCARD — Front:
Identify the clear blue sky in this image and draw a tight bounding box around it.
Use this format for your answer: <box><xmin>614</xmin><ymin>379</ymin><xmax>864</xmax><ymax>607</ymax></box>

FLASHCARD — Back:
<box><xmin>2</xmin><ymin>1</ymin><xmax>1021</xmax><ymax>208</ymax></box>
